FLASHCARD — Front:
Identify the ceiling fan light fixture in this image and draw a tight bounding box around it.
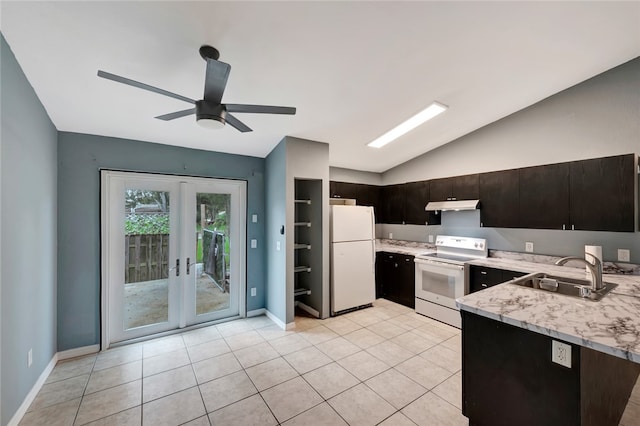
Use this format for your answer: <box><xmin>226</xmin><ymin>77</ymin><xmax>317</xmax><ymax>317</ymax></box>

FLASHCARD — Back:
<box><xmin>197</xmin><ymin>116</ymin><xmax>226</xmax><ymax>130</ymax></box>
<box><xmin>367</xmin><ymin>101</ymin><xmax>448</xmax><ymax>148</ymax></box>
<box><xmin>196</xmin><ymin>100</ymin><xmax>226</xmax><ymax>130</ymax></box>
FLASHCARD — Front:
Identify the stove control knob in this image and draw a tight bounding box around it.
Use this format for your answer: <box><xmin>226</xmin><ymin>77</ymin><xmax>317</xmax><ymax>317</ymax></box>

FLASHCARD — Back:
<box><xmin>480</xmin><ymin>243</ymin><xmax>484</xmax><ymax>248</ymax></box>
<box><xmin>474</xmin><ymin>243</ymin><xmax>478</xmax><ymax>248</ymax></box>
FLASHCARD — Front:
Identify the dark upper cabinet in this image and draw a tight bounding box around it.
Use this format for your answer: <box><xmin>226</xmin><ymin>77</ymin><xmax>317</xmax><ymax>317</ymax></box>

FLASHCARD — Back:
<box><xmin>430</xmin><ymin>174</ymin><xmax>479</xmax><ymax>201</ymax></box>
<box><xmin>519</xmin><ymin>163</ymin><xmax>570</xmax><ymax>230</ymax></box>
<box><xmin>355</xmin><ymin>184</ymin><xmax>381</xmax><ymax>223</ymax></box>
<box><xmin>404</xmin><ymin>181</ymin><xmax>430</xmax><ymax>225</ymax></box>
<box><xmin>380</xmin><ymin>184</ymin><xmax>406</xmax><ymax>224</ymax></box>
<box><xmin>329</xmin><ymin>181</ymin><xmax>358</xmax><ymax>199</ymax></box>
<box><xmin>479</xmin><ymin>169</ymin><xmax>520</xmax><ymax>228</ymax></box>
<box><xmin>569</xmin><ymin>154</ymin><xmax>636</xmax><ymax>232</ymax></box>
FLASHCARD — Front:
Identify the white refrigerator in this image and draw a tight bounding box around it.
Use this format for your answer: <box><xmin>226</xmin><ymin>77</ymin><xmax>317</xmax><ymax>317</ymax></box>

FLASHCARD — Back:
<box><xmin>330</xmin><ymin>205</ymin><xmax>376</xmax><ymax>315</ymax></box>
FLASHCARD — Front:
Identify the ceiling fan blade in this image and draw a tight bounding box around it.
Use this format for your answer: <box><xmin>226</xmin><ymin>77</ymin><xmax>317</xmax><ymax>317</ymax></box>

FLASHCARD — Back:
<box><xmin>225</xmin><ymin>104</ymin><xmax>296</xmax><ymax>115</ymax></box>
<box><xmin>155</xmin><ymin>108</ymin><xmax>196</xmax><ymax>121</ymax></box>
<box><xmin>97</xmin><ymin>70</ymin><xmax>195</xmax><ymax>104</ymax></box>
<box><xmin>203</xmin><ymin>58</ymin><xmax>231</xmax><ymax>104</ymax></box>
<box><xmin>225</xmin><ymin>113</ymin><xmax>252</xmax><ymax>133</ymax></box>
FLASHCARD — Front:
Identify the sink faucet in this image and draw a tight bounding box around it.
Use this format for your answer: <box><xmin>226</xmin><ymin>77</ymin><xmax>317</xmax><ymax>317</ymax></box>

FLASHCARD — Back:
<box><xmin>555</xmin><ymin>253</ymin><xmax>604</xmax><ymax>291</ymax></box>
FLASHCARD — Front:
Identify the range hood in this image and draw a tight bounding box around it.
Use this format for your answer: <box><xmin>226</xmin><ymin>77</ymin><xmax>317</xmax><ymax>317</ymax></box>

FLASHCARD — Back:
<box><xmin>425</xmin><ymin>200</ymin><xmax>480</xmax><ymax>212</ymax></box>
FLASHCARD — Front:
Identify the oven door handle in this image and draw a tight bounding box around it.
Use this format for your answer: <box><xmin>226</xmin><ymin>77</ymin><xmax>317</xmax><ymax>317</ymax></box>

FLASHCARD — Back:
<box><xmin>414</xmin><ymin>257</ymin><xmax>464</xmax><ymax>271</ymax></box>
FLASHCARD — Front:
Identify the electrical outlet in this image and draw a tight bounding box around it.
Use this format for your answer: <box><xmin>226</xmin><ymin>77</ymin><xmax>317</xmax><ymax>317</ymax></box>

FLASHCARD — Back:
<box><xmin>552</xmin><ymin>340</ymin><xmax>571</xmax><ymax>368</ymax></box>
<box><xmin>28</xmin><ymin>349</ymin><xmax>33</xmax><ymax>367</ymax></box>
<box><xmin>428</xmin><ymin>235</ymin><xmax>434</xmax><ymax>243</ymax></box>
<box><xmin>525</xmin><ymin>242</ymin><xmax>534</xmax><ymax>252</ymax></box>
<box><xmin>251</xmin><ymin>239</ymin><xmax>257</xmax><ymax>249</ymax></box>
<box><xmin>389</xmin><ymin>233</ymin><xmax>393</xmax><ymax>239</ymax></box>
<box><xmin>618</xmin><ymin>249</ymin><xmax>630</xmax><ymax>262</ymax></box>
<box><xmin>252</xmin><ymin>214</ymin><xmax>258</xmax><ymax>223</ymax></box>
<box><xmin>251</xmin><ymin>287</ymin><xmax>256</xmax><ymax>297</ymax></box>
<box><xmin>276</xmin><ymin>241</ymin><xmax>281</xmax><ymax>251</ymax></box>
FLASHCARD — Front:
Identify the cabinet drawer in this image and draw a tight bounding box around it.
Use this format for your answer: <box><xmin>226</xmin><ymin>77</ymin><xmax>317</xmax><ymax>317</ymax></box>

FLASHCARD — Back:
<box><xmin>470</xmin><ymin>266</ymin><xmax>504</xmax><ymax>293</ymax></box>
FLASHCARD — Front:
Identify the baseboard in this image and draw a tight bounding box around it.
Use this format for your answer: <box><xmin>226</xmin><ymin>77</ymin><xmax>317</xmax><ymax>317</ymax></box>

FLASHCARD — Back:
<box><xmin>8</xmin><ymin>353</ymin><xmax>58</xmax><ymax>426</ymax></box>
<box><xmin>247</xmin><ymin>308</ymin><xmax>266</xmax><ymax>318</ymax></box>
<box><xmin>265</xmin><ymin>309</ymin><xmax>295</xmax><ymax>330</ymax></box>
<box><xmin>295</xmin><ymin>301</ymin><xmax>319</xmax><ymax>318</ymax></box>
<box><xmin>58</xmin><ymin>344</ymin><xmax>100</xmax><ymax>360</ymax></box>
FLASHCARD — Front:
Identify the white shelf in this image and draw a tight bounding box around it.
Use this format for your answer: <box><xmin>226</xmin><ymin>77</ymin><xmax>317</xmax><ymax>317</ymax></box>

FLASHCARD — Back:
<box><xmin>294</xmin><ymin>288</ymin><xmax>311</xmax><ymax>297</ymax></box>
<box><xmin>294</xmin><ymin>243</ymin><xmax>311</xmax><ymax>250</ymax></box>
<box><xmin>294</xmin><ymin>266</ymin><xmax>311</xmax><ymax>273</ymax></box>
<box><xmin>294</xmin><ymin>222</ymin><xmax>311</xmax><ymax>227</ymax></box>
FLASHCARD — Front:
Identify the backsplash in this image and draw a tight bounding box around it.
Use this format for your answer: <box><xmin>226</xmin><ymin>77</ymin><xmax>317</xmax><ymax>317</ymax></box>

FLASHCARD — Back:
<box><xmin>489</xmin><ymin>250</ymin><xmax>640</xmax><ymax>276</ymax></box>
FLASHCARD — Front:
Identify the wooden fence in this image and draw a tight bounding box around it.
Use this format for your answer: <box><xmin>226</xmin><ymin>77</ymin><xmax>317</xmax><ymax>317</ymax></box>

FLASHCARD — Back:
<box><xmin>125</xmin><ymin>234</ymin><xmax>169</xmax><ymax>283</ymax></box>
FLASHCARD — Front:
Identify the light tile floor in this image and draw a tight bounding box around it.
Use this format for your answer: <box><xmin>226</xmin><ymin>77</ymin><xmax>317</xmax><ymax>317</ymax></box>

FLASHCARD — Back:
<box><xmin>20</xmin><ymin>299</ymin><xmax>640</xmax><ymax>426</ymax></box>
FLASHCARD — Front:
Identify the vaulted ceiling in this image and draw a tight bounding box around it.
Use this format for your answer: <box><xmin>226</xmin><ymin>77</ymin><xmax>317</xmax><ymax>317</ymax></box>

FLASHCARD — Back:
<box><xmin>1</xmin><ymin>1</ymin><xmax>639</xmax><ymax>172</ymax></box>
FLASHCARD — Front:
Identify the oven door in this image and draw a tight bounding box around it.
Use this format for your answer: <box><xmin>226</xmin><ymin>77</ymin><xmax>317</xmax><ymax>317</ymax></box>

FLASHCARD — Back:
<box><xmin>414</xmin><ymin>258</ymin><xmax>464</xmax><ymax>309</ymax></box>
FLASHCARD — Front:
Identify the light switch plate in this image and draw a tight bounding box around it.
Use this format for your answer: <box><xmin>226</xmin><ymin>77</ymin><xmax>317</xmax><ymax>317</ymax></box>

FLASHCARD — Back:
<box><xmin>428</xmin><ymin>235</ymin><xmax>434</xmax><ymax>243</ymax></box>
<box><xmin>276</xmin><ymin>241</ymin><xmax>281</xmax><ymax>251</ymax></box>
<box><xmin>525</xmin><ymin>242</ymin><xmax>534</xmax><ymax>253</ymax></box>
<box><xmin>251</xmin><ymin>287</ymin><xmax>256</xmax><ymax>297</ymax></box>
<box><xmin>251</xmin><ymin>239</ymin><xmax>257</xmax><ymax>249</ymax></box>
<box><xmin>252</xmin><ymin>214</ymin><xmax>258</xmax><ymax>223</ymax></box>
<box><xmin>618</xmin><ymin>249</ymin><xmax>630</xmax><ymax>262</ymax></box>
<box><xmin>389</xmin><ymin>233</ymin><xmax>393</xmax><ymax>239</ymax></box>
<box><xmin>552</xmin><ymin>340</ymin><xmax>571</xmax><ymax>368</ymax></box>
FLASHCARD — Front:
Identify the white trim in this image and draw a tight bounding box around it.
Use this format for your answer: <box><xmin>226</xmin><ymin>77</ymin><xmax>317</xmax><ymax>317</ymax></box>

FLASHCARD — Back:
<box><xmin>57</xmin><ymin>344</ymin><xmax>100</xmax><ymax>360</ymax></box>
<box><xmin>265</xmin><ymin>309</ymin><xmax>291</xmax><ymax>330</ymax></box>
<box><xmin>7</xmin><ymin>354</ymin><xmax>58</xmax><ymax>426</ymax></box>
<box><xmin>295</xmin><ymin>301</ymin><xmax>319</xmax><ymax>318</ymax></box>
<box><xmin>247</xmin><ymin>308</ymin><xmax>266</xmax><ymax>317</ymax></box>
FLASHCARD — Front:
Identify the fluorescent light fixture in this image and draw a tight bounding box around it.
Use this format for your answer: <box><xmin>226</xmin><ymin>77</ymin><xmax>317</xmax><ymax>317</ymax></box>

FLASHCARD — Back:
<box><xmin>367</xmin><ymin>101</ymin><xmax>448</xmax><ymax>148</ymax></box>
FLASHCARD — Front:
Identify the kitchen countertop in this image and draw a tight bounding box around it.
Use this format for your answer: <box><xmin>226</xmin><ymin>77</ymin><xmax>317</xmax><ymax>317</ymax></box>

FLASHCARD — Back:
<box><xmin>375</xmin><ymin>239</ymin><xmax>434</xmax><ymax>257</ymax></box>
<box><xmin>457</xmin><ymin>256</ymin><xmax>640</xmax><ymax>363</ymax></box>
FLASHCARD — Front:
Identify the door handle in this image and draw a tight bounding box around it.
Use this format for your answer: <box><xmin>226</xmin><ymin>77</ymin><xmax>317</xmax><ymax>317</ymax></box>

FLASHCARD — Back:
<box><xmin>168</xmin><ymin>259</ymin><xmax>180</xmax><ymax>276</ymax></box>
<box><xmin>186</xmin><ymin>257</ymin><xmax>195</xmax><ymax>275</ymax></box>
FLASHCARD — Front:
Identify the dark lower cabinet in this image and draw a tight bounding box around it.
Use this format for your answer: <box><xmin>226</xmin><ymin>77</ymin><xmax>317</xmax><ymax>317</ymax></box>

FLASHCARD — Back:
<box><xmin>462</xmin><ymin>311</ymin><xmax>640</xmax><ymax>426</ymax></box>
<box><xmin>468</xmin><ymin>265</ymin><xmax>526</xmax><ymax>293</ymax></box>
<box><xmin>375</xmin><ymin>252</ymin><xmax>415</xmax><ymax>308</ymax></box>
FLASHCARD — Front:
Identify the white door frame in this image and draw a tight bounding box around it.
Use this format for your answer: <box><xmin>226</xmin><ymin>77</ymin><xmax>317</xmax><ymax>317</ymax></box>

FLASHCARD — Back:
<box><xmin>100</xmin><ymin>170</ymin><xmax>247</xmax><ymax>349</ymax></box>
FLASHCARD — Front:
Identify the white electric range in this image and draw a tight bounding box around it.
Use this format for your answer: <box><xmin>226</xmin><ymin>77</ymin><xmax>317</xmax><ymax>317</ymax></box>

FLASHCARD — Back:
<box><xmin>414</xmin><ymin>235</ymin><xmax>487</xmax><ymax>328</ymax></box>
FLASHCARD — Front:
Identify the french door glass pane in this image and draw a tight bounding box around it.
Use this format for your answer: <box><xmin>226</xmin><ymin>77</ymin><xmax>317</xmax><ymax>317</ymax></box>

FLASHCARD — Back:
<box><xmin>195</xmin><ymin>192</ymin><xmax>231</xmax><ymax>316</ymax></box>
<box><xmin>123</xmin><ymin>189</ymin><xmax>170</xmax><ymax>329</ymax></box>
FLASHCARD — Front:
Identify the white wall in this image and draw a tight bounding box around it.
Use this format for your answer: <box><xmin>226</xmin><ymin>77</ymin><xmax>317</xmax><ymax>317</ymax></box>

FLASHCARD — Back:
<box><xmin>383</xmin><ymin>57</ymin><xmax>640</xmax><ymax>184</ymax></box>
<box><xmin>330</xmin><ymin>167</ymin><xmax>382</xmax><ymax>185</ymax></box>
<box><xmin>379</xmin><ymin>57</ymin><xmax>640</xmax><ymax>263</ymax></box>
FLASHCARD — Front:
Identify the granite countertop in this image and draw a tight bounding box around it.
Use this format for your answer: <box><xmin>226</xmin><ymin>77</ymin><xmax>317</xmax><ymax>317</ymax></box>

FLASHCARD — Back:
<box><xmin>375</xmin><ymin>239</ymin><xmax>435</xmax><ymax>257</ymax></box>
<box><xmin>457</xmin><ymin>257</ymin><xmax>640</xmax><ymax>363</ymax></box>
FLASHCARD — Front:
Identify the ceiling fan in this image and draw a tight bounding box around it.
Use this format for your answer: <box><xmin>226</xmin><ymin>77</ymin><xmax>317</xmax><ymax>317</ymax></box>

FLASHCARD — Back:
<box><xmin>97</xmin><ymin>45</ymin><xmax>296</xmax><ymax>133</ymax></box>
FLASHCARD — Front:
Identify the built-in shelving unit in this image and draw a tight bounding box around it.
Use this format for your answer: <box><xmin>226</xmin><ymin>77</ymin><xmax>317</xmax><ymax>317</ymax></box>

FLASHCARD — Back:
<box><xmin>293</xmin><ymin>180</ymin><xmax>323</xmax><ymax>318</ymax></box>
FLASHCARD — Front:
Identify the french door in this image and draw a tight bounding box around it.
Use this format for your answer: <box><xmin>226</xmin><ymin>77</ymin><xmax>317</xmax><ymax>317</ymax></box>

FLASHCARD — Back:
<box><xmin>101</xmin><ymin>171</ymin><xmax>246</xmax><ymax>346</ymax></box>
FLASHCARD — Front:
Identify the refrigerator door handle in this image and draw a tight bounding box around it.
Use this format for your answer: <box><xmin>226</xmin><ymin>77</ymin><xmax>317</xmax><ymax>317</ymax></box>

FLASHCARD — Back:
<box><xmin>370</xmin><ymin>208</ymin><xmax>376</xmax><ymax>267</ymax></box>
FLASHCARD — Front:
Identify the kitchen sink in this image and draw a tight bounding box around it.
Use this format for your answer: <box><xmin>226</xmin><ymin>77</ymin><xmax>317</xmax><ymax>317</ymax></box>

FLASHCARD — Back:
<box><xmin>508</xmin><ymin>272</ymin><xmax>617</xmax><ymax>301</ymax></box>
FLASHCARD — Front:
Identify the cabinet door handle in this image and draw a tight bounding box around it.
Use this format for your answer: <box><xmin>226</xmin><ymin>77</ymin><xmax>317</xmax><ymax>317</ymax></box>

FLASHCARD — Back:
<box><xmin>480</xmin><ymin>271</ymin><xmax>487</xmax><ymax>275</ymax></box>
<box><xmin>481</xmin><ymin>284</ymin><xmax>488</xmax><ymax>288</ymax></box>
<box><xmin>572</xmin><ymin>224</ymin><xmax>575</xmax><ymax>231</ymax></box>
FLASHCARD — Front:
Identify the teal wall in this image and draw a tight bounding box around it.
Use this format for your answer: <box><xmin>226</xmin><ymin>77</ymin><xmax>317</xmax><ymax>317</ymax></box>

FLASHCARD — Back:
<box><xmin>1</xmin><ymin>34</ymin><xmax>58</xmax><ymax>425</ymax></box>
<box><xmin>265</xmin><ymin>139</ymin><xmax>287</xmax><ymax>324</ymax></box>
<box><xmin>57</xmin><ymin>132</ymin><xmax>266</xmax><ymax>350</ymax></box>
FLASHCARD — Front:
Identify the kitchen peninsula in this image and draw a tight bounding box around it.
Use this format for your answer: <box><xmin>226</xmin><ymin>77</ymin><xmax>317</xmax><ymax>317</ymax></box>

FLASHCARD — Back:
<box><xmin>457</xmin><ymin>258</ymin><xmax>640</xmax><ymax>426</ymax></box>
